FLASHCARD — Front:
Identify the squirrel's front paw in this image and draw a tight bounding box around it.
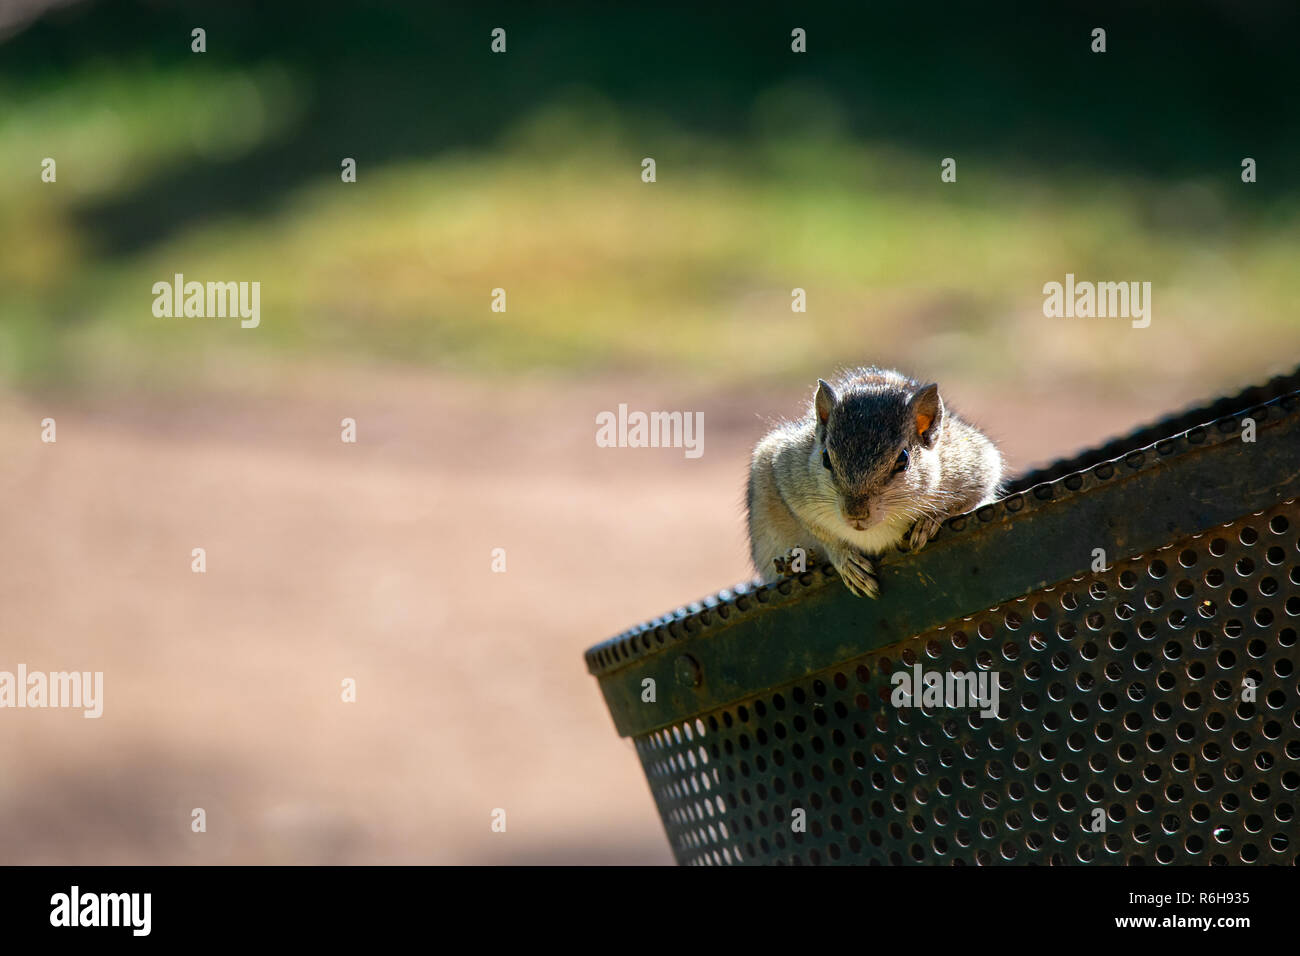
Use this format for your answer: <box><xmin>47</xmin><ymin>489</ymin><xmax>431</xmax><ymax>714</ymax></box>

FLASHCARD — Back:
<box><xmin>908</xmin><ymin>515</ymin><xmax>945</xmax><ymax>552</ymax></box>
<box><xmin>832</xmin><ymin>550</ymin><xmax>879</xmax><ymax>599</ymax></box>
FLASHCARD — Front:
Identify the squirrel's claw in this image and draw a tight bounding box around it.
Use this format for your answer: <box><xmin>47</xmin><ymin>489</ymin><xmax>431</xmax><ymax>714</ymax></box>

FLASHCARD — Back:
<box><xmin>908</xmin><ymin>516</ymin><xmax>944</xmax><ymax>552</ymax></box>
<box><xmin>835</xmin><ymin>550</ymin><xmax>880</xmax><ymax>599</ymax></box>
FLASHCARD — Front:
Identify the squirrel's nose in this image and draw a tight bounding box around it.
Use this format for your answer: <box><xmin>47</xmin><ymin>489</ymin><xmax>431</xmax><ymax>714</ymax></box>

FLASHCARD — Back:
<box><xmin>843</xmin><ymin>498</ymin><xmax>870</xmax><ymax>522</ymax></box>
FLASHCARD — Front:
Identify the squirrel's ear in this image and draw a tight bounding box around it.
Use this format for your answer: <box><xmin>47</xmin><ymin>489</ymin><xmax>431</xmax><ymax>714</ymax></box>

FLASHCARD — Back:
<box><xmin>814</xmin><ymin>379</ymin><xmax>837</xmax><ymax>425</ymax></box>
<box><xmin>909</xmin><ymin>383</ymin><xmax>944</xmax><ymax>447</ymax></box>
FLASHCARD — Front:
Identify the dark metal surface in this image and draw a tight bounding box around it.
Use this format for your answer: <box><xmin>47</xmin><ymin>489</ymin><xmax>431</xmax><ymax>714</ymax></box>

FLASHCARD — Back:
<box><xmin>585</xmin><ymin>369</ymin><xmax>1300</xmax><ymax>864</ymax></box>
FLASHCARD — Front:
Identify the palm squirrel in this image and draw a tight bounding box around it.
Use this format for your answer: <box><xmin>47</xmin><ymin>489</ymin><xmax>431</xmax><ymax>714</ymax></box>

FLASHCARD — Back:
<box><xmin>746</xmin><ymin>368</ymin><xmax>1003</xmax><ymax>598</ymax></box>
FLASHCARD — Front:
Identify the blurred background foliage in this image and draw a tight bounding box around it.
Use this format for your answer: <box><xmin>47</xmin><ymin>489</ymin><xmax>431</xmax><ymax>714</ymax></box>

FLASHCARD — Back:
<box><xmin>1</xmin><ymin>0</ymin><xmax>1297</xmax><ymax>395</ymax></box>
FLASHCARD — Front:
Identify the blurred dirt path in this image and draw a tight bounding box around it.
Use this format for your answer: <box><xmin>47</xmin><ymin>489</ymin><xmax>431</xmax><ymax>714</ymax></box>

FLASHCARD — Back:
<box><xmin>0</xmin><ymin>365</ymin><xmax>1179</xmax><ymax>863</ymax></box>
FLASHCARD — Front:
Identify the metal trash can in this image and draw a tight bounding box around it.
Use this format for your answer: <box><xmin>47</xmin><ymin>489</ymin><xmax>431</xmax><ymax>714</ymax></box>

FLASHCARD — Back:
<box><xmin>585</xmin><ymin>368</ymin><xmax>1300</xmax><ymax>865</ymax></box>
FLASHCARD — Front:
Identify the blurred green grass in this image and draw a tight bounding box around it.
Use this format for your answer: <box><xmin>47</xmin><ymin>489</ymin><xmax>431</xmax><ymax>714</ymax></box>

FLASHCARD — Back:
<box><xmin>3</xmin><ymin>61</ymin><xmax>1298</xmax><ymax>396</ymax></box>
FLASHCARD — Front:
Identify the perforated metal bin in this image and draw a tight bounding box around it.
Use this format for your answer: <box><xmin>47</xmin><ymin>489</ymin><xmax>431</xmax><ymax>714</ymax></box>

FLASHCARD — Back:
<box><xmin>585</xmin><ymin>368</ymin><xmax>1300</xmax><ymax>865</ymax></box>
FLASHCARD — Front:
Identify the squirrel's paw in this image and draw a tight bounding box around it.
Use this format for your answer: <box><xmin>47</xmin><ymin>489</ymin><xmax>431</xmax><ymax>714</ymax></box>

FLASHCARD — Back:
<box><xmin>833</xmin><ymin>550</ymin><xmax>879</xmax><ymax>599</ymax></box>
<box><xmin>907</xmin><ymin>515</ymin><xmax>945</xmax><ymax>552</ymax></box>
<box><xmin>773</xmin><ymin>546</ymin><xmax>817</xmax><ymax>577</ymax></box>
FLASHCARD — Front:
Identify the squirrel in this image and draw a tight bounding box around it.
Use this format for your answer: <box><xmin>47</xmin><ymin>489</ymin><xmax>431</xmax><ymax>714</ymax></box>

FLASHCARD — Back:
<box><xmin>746</xmin><ymin>367</ymin><xmax>1003</xmax><ymax>598</ymax></box>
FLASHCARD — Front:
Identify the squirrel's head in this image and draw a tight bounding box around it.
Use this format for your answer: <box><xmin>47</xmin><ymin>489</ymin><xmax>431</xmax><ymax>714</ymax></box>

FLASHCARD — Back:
<box><xmin>811</xmin><ymin>376</ymin><xmax>944</xmax><ymax>533</ymax></box>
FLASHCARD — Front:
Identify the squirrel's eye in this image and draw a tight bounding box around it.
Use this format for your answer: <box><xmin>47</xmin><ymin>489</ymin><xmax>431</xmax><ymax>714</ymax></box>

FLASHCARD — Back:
<box><xmin>893</xmin><ymin>449</ymin><xmax>910</xmax><ymax>474</ymax></box>
<box><xmin>822</xmin><ymin>449</ymin><xmax>833</xmax><ymax>471</ymax></box>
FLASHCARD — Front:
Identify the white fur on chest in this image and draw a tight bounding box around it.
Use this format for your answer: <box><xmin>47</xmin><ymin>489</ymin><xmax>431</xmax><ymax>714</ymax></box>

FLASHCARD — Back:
<box><xmin>815</xmin><ymin>511</ymin><xmax>913</xmax><ymax>556</ymax></box>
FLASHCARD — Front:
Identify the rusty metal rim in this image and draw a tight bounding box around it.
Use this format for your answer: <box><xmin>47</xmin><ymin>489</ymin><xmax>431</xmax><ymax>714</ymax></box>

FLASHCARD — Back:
<box><xmin>587</xmin><ymin>369</ymin><xmax>1300</xmax><ymax>679</ymax></box>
